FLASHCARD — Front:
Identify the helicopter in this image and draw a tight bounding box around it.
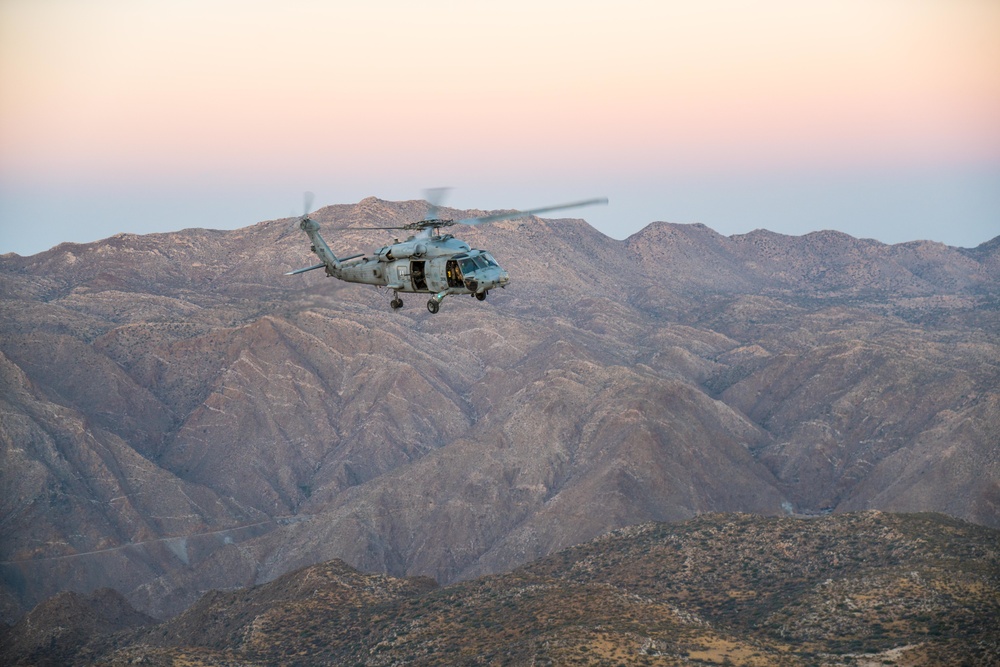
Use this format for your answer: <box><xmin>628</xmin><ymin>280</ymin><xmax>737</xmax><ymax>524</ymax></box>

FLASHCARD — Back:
<box><xmin>286</xmin><ymin>192</ymin><xmax>608</xmax><ymax>313</ymax></box>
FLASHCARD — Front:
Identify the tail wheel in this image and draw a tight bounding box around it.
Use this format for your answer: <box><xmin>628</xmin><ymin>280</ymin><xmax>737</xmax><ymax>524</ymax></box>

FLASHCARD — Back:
<box><xmin>426</xmin><ymin>299</ymin><xmax>440</xmax><ymax>314</ymax></box>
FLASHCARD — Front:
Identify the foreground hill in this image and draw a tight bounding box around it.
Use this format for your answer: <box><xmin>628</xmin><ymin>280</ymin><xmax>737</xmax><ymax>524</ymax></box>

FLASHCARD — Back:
<box><xmin>1</xmin><ymin>197</ymin><xmax>998</xmax><ymax>621</ymax></box>
<box><xmin>4</xmin><ymin>512</ymin><xmax>997</xmax><ymax>665</ymax></box>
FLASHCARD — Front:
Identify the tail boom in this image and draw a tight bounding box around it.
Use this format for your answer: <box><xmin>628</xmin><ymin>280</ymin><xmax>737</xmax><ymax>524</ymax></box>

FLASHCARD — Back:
<box><xmin>300</xmin><ymin>218</ymin><xmax>341</xmax><ymax>274</ymax></box>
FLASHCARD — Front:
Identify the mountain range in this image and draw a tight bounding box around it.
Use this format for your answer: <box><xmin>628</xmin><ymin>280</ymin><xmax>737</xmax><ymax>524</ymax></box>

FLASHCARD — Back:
<box><xmin>1</xmin><ymin>197</ymin><xmax>997</xmax><ymax>626</ymax></box>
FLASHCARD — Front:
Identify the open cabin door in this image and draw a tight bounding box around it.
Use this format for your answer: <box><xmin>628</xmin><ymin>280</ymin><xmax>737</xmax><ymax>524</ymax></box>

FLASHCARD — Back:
<box><xmin>445</xmin><ymin>260</ymin><xmax>464</xmax><ymax>288</ymax></box>
<box><xmin>410</xmin><ymin>260</ymin><xmax>427</xmax><ymax>291</ymax></box>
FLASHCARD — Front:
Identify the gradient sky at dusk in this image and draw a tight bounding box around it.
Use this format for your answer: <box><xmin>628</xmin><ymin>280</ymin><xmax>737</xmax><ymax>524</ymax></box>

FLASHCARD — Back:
<box><xmin>1</xmin><ymin>0</ymin><xmax>998</xmax><ymax>256</ymax></box>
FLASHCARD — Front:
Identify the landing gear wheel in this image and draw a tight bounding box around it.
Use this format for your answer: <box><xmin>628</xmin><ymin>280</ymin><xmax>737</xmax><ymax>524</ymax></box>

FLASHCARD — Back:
<box><xmin>475</xmin><ymin>291</ymin><xmax>487</xmax><ymax>301</ymax></box>
<box><xmin>390</xmin><ymin>298</ymin><xmax>403</xmax><ymax>310</ymax></box>
<box><xmin>426</xmin><ymin>299</ymin><xmax>440</xmax><ymax>314</ymax></box>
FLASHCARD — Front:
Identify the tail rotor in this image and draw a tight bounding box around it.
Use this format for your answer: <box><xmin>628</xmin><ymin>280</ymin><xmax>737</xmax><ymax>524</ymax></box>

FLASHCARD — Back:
<box><xmin>276</xmin><ymin>191</ymin><xmax>317</xmax><ymax>243</ymax></box>
<box><xmin>300</xmin><ymin>191</ymin><xmax>315</xmax><ymax>225</ymax></box>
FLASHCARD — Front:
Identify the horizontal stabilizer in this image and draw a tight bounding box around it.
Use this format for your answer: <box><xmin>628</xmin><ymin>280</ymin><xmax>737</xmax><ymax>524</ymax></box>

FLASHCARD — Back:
<box><xmin>285</xmin><ymin>263</ymin><xmax>326</xmax><ymax>276</ymax></box>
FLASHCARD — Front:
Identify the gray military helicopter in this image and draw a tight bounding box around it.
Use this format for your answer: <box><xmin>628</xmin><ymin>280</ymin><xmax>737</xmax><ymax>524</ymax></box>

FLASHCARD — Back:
<box><xmin>286</xmin><ymin>192</ymin><xmax>607</xmax><ymax>313</ymax></box>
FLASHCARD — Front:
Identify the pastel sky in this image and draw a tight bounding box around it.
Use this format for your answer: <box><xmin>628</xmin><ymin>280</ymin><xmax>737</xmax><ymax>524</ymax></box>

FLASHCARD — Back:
<box><xmin>1</xmin><ymin>0</ymin><xmax>998</xmax><ymax>256</ymax></box>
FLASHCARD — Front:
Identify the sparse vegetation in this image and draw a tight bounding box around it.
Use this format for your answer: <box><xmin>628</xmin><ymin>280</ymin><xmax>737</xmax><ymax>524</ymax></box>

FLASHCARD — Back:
<box><xmin>5</xmin><ymin>512</ymin><xmax>996</xmax><ymax>666</ymax></box>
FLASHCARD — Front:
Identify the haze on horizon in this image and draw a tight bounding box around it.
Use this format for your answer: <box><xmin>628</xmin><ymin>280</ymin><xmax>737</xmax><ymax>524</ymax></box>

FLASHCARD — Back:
<box><xmin>1</xmin><ymin>0</ymin><xmax>998</xmax><ymax>256</ymax></box>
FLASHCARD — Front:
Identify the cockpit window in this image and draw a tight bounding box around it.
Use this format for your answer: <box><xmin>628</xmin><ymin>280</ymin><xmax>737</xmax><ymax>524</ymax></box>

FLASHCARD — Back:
<box><xmin>455</xmin><ymin>252</ymin><xmax>499</xmax><ymax>276</ymax></box>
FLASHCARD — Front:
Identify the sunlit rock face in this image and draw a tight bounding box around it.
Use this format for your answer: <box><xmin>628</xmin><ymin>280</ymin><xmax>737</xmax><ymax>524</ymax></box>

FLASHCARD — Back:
<box><xmin>1</xmin><ymin>198</ymin><xmax>997</xmax><ymax>621</ymax></box>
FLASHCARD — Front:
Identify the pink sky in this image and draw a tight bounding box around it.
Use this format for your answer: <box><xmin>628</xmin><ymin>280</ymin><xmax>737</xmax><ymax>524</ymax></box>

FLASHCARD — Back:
<box><xmin>1</xmin><ymin>0</ymin><xmax>998</xmax><ymax>254</ymax></box>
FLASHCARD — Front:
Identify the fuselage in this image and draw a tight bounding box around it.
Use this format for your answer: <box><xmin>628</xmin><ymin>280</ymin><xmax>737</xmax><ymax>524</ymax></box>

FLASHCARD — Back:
<box><xmin>331</xmin><ymin>233</ymin><xmax>510</xmax><ymax>296</ymax></box>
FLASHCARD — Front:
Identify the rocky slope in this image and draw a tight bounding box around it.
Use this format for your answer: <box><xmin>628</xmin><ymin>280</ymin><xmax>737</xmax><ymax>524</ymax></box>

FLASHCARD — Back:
<box><xmin>3</xmin><ymin>512</ymin><xmax>997</xmax><ymax>665</ymax></box>
<box><xmin>0</xmin><ymin>587</ymin><xmax>153</xmax><ymax>665</ymax></box>
<box><xmin>1</xmin><ymin>197</ymin><xmax>997</xmax><ymax>623</ymax></box>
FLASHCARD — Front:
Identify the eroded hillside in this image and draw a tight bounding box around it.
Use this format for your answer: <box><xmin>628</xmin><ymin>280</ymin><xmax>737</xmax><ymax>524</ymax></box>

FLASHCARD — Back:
<box><xmin>1</xmin><ymin>198</ymin><xmax>997</xmax><ymax>622</ymax></box>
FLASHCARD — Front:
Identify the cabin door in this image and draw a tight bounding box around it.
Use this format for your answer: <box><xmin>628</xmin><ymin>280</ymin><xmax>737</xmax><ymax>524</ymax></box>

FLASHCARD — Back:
<box><xmin>410</xmin><ymin>260</ymin><xmax>427</xmax><ymax>291</ymax></box>
<box><xmin>445</xmin><ymin>260</ymin><xmax>464</xmax><ymax>288</ymax></box>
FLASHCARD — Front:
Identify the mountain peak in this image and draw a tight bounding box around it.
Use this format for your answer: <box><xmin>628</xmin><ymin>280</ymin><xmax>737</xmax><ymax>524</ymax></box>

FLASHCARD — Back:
<box><xmin>1</xmin><ymin>202</ymin><xmax>997</xmax><ymax>630</ymax></box>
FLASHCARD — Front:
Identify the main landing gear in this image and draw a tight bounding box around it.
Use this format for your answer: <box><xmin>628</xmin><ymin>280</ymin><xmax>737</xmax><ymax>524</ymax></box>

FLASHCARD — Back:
<box><xmin>408</xmin><ymin>290</ymin><xmax>490</xmax><ymax>314</ymax></box>
<box><xmin>427</xmin><ymin>289</ymin><xmax>452</xmax><ymax>314</ymax></box>
<box><xmin>424</xmin><ymin>290</ymin><xmax>489</xmax><ymax>313</ymax></box>
<box><xmin>390</xmin><ymin>292</ymin><xmax>403</xmax><ymax>310</ymax></box>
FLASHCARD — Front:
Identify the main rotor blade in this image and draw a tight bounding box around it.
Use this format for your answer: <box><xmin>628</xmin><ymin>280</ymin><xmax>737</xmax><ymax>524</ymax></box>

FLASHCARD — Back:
<box><xmin>454</xmin><ymin>197</ymin><xmax>608</xmax><ymax>226</ymax></box>
<box><xmin>302</xmin><ymin>191</ymin><xmax>315</xmax><ymax>217</ymax></box>
<box><xmin>424</xmin><ymin>187</ymin><xmax>451</xmax><ymax>221</ymax></box>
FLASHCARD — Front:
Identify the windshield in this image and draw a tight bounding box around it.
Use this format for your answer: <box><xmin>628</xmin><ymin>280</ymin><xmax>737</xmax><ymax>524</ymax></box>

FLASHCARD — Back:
<box><xmin>458</xmin><ymin>253</ymin><xmax>499</xmax><ymax>275</ymax></box>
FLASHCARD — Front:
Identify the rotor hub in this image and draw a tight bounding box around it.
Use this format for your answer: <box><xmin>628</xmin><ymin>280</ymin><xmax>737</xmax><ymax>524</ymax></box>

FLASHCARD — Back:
<box><xmin>402</xmin><ymin>219</ymin><xmax>454</xmax><ymax>232</ymax></box>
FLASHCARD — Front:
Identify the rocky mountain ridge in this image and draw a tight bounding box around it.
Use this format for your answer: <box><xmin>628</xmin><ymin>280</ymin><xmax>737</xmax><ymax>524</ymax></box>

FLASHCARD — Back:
<box><xmin>1</xmin><ymin>197</ymin><xmax>997</xmax><ymax>623</ymax></box>
<box><xmin>3</xmin><ymin>511</ymin><xmax>997</xmax><ymax>665</ymax></box>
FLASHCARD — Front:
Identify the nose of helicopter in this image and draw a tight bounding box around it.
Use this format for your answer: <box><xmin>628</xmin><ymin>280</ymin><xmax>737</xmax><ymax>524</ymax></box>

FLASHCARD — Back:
<box><xmin>464</xmin><ymin>266</ymin><xmax>509</xmax><ymax>294</ymax></box>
